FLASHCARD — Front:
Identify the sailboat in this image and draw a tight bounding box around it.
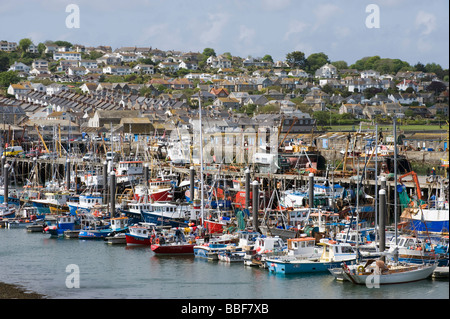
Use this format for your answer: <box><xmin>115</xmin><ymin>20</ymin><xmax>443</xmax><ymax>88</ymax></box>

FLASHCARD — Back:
<box><xmin>339</xmin><ymin>118</ymin><xmax>437</xmax><ymax>284</ymax></box>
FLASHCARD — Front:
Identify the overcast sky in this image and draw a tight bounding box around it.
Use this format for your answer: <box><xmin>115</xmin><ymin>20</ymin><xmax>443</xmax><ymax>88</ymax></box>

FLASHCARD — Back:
<box><xmin>1</xmin><ymin>0</ymin><xmax>448</xmax><ymax>68</ymax></box>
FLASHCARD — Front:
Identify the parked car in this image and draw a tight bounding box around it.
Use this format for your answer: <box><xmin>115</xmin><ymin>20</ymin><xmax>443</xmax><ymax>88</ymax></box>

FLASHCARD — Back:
<box><xmin>3</xmin><ymin>146</ymin><xmax>24</xmax><ymax>157</ymax></box>
<box><xmin>82</xmin><ymin>152</ymin><xmax>95</xmax><ymax>161</ymax></box>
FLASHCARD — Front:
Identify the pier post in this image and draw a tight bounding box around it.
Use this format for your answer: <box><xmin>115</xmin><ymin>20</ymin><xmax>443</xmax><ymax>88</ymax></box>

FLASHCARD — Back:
<box><xmin>110</xmin><ymin>171</ymin><xmax>116</xmax><ymax>218</ymax></box>
<box><xmin>245</xmin><ymin>168</ymin><xmax>250</xmax><ymax>209</ymax></box>
<box><xmin>1</xmin><ymin>156</ymin><xmax>5</xmax><ymax>177</ymax></box>
<box><xmin>252</xmin><ymin>180</ymin><xmax>259</xmax><ymax>232</ymax></box>
<box><xmin>308</xmin><ymin>173</ymin><xmax>314</xmax><ymax>209</ymax></box>
<box><xmin>379</xmin><ymin>189</ymin><xmax>386</xmax><ymax>261</ymax></box>
<box><xmin>103</xmin><ymin>161</ymin><xmax>108</xmax><ymax>203</ymax></box>
<box><xmin>189</xmin><ymin>166</ymin><xmax>195</xmax><ymax>202</ymax></box>
<box><xmin>144</xmin><ymin>163</ymin><xmax>149</xmax><ymax>188</ymax></box>
<box><xmin>3</xmin><ymin>163</ymin><xmax>9</xmax><ymax>204</ymax></box>
<box><xmin>65</xmin><ymin>159</ymin><xmax>70</xmax><ymax>191</ymax></box>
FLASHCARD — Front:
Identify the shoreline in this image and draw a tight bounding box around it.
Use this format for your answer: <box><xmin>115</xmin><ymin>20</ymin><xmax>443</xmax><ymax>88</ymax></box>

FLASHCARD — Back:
<box><xmin>0</xmin><ymin>282</ymin><xmax>47</xmax><ymax>299</ymax></box>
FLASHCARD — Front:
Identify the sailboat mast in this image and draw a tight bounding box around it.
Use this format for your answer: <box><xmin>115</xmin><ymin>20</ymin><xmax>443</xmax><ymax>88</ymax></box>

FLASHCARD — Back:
<box><xmin>393</xmin><ymin>117</ymin><xmax>398</xmax><ymax>250</ymax></box>
<box><xmin>198</xmin><ymin>92</ymin><xmax>205</xmax><ymax>225</ymax></box>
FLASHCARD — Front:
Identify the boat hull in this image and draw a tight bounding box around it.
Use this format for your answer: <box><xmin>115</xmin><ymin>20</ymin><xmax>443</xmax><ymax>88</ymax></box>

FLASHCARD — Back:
<box><xmin>267</xmin><ymin>258</ymin><xmax>356</xmax><ymax>274</ymax></box>
<box><xmin>125</xmin><ymin>233</ymin><xmax>151</xmax><ymax>246</ymax></box>
<box><xmin>344</xmin><ymin>264</ymin><xmax>437</xmax><ymax>285</ymax></box>
<box><xmin>151</xmin><ymin>243</ymin><xmax>195</xmax><ymax>254</ymax></box>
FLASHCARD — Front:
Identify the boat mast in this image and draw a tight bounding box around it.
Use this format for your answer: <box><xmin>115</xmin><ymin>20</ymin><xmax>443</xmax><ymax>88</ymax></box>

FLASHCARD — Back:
<box><xmin>374</xmin><ymin>124</ymin><xmax>378</xmax><ymax>249</ymax></box>
<box><xmin>393</xmin><ymin>116</ymin><xmax>398</xmax><ymax>262</ymax></box>
<box><xmin>198</xmin><ymin>92</ymin><xmax>205</xmax><ymax>226</ymax></box>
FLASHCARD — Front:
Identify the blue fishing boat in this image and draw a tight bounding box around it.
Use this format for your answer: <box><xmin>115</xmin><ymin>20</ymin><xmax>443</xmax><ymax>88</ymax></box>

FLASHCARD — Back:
<box><xmin>193</xmin><ymin>243</ymin><xmax>228</xmax><ymax>260</ymax></box>
<box><xmin>45</xmin><ymin>215</ymin><xmax>78</xmax><ymax>238</ymax></box>
<box><xmin>67</xmin><ymin>193</ymin><xmax>104</xmax><ymax>215</ymax></box>
<box><xmin>78</xmin><ymin>217</ymin><xmax>129</xmax><ymax>240</ymax></box>
<box><xmin>265</xmin><ymin>240</ymin><xmax>357</xmax><ymax>274</ymax></box>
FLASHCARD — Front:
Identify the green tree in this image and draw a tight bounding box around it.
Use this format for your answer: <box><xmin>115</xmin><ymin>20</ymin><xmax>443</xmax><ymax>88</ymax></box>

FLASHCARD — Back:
<box><xmin>285</xmin><ymin>51</ymin><xmax>307</xmax><ymax>69</ymax></box>
<box><xmin>306</xmin><ymin>52</ymin><xmax>330</xmax><ymax>73</ymax></box>
<box><xmin>262</xmin><ymin>54</ymin><xmax>273</xmax><ymax>63</ymax></box>
<box><xmin>202</xmin><ymin>48</ymin><xmax>216</xmax><ymax>57</ymax></box>
<box><xmin>331</xmin><ymin>60</ymin><xmax>348</xmax><ymax>70</ymax></box>
<box><xmin>0</xmin><ymin>52</ymin><xmax>10</xmax><ymax>72</ymax></box>
<box><xmin>19</xmin><ymin>38</ymin><xmax>33</xmax><ymax>55</ymax></box>
<box><xmin>53</xmin><ymin>40</ymin><xmax>73</xmax><ymax>48</ymax></box>
<box><xmin>37</xmin><ymin>43</ymin><xmax>46</xmax><ymax>56</ymax></box>
<box><xmin>0</xmin><ymin>70</ymin><xmax>20</xmax><ymax>88</ymax></box>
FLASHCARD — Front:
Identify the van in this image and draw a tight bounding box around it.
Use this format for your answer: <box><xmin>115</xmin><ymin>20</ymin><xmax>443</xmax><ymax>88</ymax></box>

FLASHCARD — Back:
<box><xmin>3</xmin><ymin>146</ymin><xmax>24</xmax><ymax>157</ymax></box>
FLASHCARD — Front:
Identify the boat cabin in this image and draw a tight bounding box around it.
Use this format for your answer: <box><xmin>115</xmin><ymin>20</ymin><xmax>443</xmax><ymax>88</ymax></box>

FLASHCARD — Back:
<box><xmin>254</xmin><ymin>236</ymin><xmax>285</xmax><ymax>254</ymax></box>
<box><xmin>110</xmin><ymin>217</ymin><xmax>129</xmax><ymax>231</ymax></box>
<box><xmin>309</xmin><ymin>211</ymin><xmax>340</xmax><ymax>232</ymax></box>
<box><xmin>287</xmin><ymin>208</ymin><xmax>310</xmax><ymax>226</ymax></box>
<box><xmin>286</xmin><ymin>237</ymin><xmax>318</xmax><ymax>257</ymax></box>
<box><xmin>117</xmin><ymin>161</ymin><xmax>144</xmax><ymax>176</ymax></box>
<box><xmin>318</xmin><ymin>240</ymin><xmax>355</xmax><ymax>262</ymax></box>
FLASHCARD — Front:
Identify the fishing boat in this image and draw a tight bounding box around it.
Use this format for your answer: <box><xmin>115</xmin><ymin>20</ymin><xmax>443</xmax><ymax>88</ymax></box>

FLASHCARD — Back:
<box><xmin>265</xmin><ymin>239</ymin><xmax>356</xmax><ymax>274</ymax></box>
<box><xmin>67</xmin><ymin>193</ymin><xmax>104</xmax><ymax>215</ymax></box>
<box><xmin>115</xmin><ymin>160</ymin><xmax>144</xmax><ymax>186</ymax></box>
<box><xmin>78</xmin><ymin>216</ymin><xmax>129</xmax><ymax>240</ymax></box>
<box><xmin>386</xmin><ymin>235</ymin><xmax>448</xmax><ymax>266</ymax></box>
<box><xmin>134</xmin><ymin>180</ymin><xmax>174</xmax><ymax>202</ymax></box>
<box><xmin>0</xmin><ymin>187</ymin><xmax>21</xmax><ymax>207</ymax></box>
<box><xmin>218</xmin><ymin>245</ymin><xmax>246</xmax><ymax>262</ymax></box>
<box><xmin>193</xmin><ymin>243</ymin><xmax>229</xmax><ymax>260</ymax></box>
<box><xmin>125</xmin><ymin>223</ymin><xmax>156</xmax><ymax>246</ymax></box>
<box><xmin>341</xmin><ymin>258</ymin><xmax>436</xmax><ymax>285</ymax></box>
<box><xmin>243</xmin><ymin>236</ymin><xmax>286</xmax><ymax>267</ymax></box>
<box><xmin>140</xmin><ymin>201</ymin><xmax>193</xmax><ymax>227</ymax></box>
<box><xmin>0</xmin><ymin>203</ymin><xmax>16</xmax><ymax>219</ymax></box>
<box><xmin>31</xmin><ymin>191</ymin><xmax>72</xmax><ymax>216</ymax></box>
<box><xmin>44</xmin><ymin>214</ymin><xmax>78</xmax><ymax>238</ymax></box>
<box><xmin>151</xmin><ymin>226</ymin><xmax>199</xmax><ymax>254</ymax></box>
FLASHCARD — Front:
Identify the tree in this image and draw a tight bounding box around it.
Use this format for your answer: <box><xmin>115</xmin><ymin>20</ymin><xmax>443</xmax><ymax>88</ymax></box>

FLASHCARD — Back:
<box><xmin>285</xmin><ymin>51</ymin><xmax>307</xmax><ymax>69</ymax></box>
<box><xmin>331</xmin><ymin>60</ymin><xmax>348</xmax><ymax>70</ymax></box>
<box><xmin>19</xmin><ymin>38</ymin><xmax>32</xmax><ymax>52</ymax></box>
<box><xmin>53</xmin><ymin>40</ymin><xmax>73</xmax><ymax>48</ymax></box>
<box><xmin>0</xmin><ymin>71</ymin><xmax>20</xmax><ymax>88</ymax></box>
<box><xmin>306</xmin><ymin>52</ymin><xmax>330</xmax><ymax>73</ymax></box>
<box><xmin>202</xmin><ymin>48</ymin><xmax>216</xmax><ymax>57</ymax></box>
<box><xmin>262</xmin><ymin>54</ymin><xmax>273</xmax><ymax>63</ymax></box>
<box><xmin>0</xmin><ymin>52</ymin><xmax>9</xmax><ymax>72</ymax></box>
<box><xmin>414</xmin><ymin>62</ymin><xmax>426</xmax><ymax>72</ymax></box>
<box><xmin>37</xmin><ymin>43</ymin><xmax>46</xmax><ymax>56</ymax></box>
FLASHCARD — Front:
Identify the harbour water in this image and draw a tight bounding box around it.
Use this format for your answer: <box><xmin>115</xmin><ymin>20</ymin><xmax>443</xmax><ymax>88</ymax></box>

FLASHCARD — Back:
<box><xmin>0</xmin><ymin>227</ymin><xmax>448</xmax><ymax>300</ymax></box>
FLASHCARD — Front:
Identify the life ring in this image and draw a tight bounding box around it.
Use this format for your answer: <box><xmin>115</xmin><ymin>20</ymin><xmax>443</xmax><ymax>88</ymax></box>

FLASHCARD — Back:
<box><xmin>155</xmin><ymin>238</ymin><xmax>160</xmax><ymax>245</ymax></box>
<box><xmin>357</xmin><ymin>265</ymin><xmax>365</xmax><ymax>273</ymax></box>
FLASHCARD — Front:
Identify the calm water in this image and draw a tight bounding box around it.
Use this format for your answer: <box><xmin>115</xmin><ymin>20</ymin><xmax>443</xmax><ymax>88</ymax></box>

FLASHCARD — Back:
<box><xmin>0</xmin><ymin>227</ymin><xmax>448</xmax><ymax>300</ymax></box>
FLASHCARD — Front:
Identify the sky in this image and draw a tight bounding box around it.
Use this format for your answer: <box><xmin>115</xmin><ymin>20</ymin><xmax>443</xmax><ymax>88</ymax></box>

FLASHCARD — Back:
<box><xmin>1</xmin><ymin>0</ymin><xmax>448</xmax><ymax>68</ymax></box>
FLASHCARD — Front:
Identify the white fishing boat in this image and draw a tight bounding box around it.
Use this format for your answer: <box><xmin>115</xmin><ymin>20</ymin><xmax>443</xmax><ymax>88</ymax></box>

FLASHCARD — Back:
<box><xmin>341</xmin><ymin>258</ymin><xmax>436</xmax><ymax>285</ymax></box>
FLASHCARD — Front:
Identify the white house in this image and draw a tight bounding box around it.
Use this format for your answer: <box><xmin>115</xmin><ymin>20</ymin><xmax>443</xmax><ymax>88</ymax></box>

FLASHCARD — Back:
<box><xmin>396</xmin><ymin>79</ymin><xmax>418</xmax><ymax>92</ymax></box>
<box><xmin>7</xmin><ymin>83</ymin><xmax>31</xmax><ymax>95</ymax></box>
<box><xmin>158</xmin><ymin>62</ymin><xmax>179</xmax><ymax>73</ymax></box>
<box><xmin>360</xmin><ymin>70</ymin><xmax>380</xmax><ymax>79</ymax></box>
<box><xmin>207</xmin><ymin>56</ymin><xmax>232</xmax><ymax>69</ymax></box>
<box><xmin>32</xmin><ymin>59</ymin><xmax>49</xmax><ymax>69</ymax></box>
<box><xmin>30</xmin><ymin>83</ymin><xmax>47</xmax><ymax>93</ymax></box>
<box><xmin>179</xmin><ymin>60</ymin><xmax>199</xmax><ymax>70</ymax></box>
<box><xmin>315</xmin><ymin>63</ymin><xmax>338</xmax><ymax>78</ymax></box>
<box><xmin>79</xmin><ymin>60</ymin><xmax>98</xmax><ymax>69</ymax></box>
<box><xmin>117</xmin><ymin>53</ymin><xmax>139</xmax><ymax>63</ymax></box>
<box><xmin>67</xmin><ymin>67</ymin><xmax>86</xmax><ymax>76</ymax></box>
<box><xmin>8</xmin><ymin>62</ymin><xmax>31</xmax><ymax>73</ymax></box>
<box><xmin>288</xmin><ymin>69</ymin><xmax>310</xmax><ymax>77</ymax></box>
<box><xmin>133</xmin><ymin>64</ymin><xmax>155</xmax><ymax>74</ymax></box>
<box><xmin>102</xmin><ymin>65</ymin><xmax>132</xmax><ymax>75</ymax></box>
<box><xmin>46</xmin><ymin>83</ymin><xmax>67</xmax><ymax>96</ymax></box>
<box><xmin>53</xmin><ymin>51</ymin><xmax>82</xmax><ymax>61</ymax></box>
